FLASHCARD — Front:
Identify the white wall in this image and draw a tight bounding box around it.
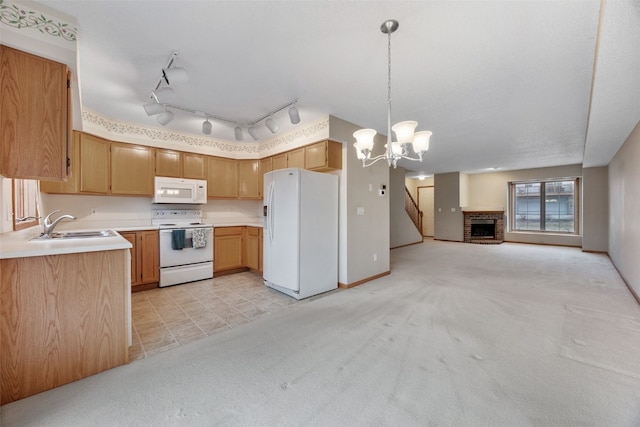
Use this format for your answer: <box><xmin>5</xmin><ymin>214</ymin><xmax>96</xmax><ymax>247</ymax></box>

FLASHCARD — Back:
<box><xmin>582</xmin><ymin>166</ymin><xmax>608</xmax><ymax>252</ymax></box>
<box><xmin>466</xmin><ymin>164</ymin><xmax>583</xmax><ymax>246</ymax></box>
<box><xmin>609</xmin><ymin>120</ymin><xmax>640</xmax><ymax>297</ymax></box>
<box><xmin>329</xmin><ymin>116</ymin><xmax>390</xmax><ymax>285</ymax></box>
<box><xmin>390</xmin><ymin>167</ymin><xmax>422</xmax><ymax>248</ymax></box>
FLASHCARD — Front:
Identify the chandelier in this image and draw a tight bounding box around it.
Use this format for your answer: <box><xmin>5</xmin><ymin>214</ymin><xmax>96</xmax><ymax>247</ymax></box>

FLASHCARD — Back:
<box><xmin>353</xmin><ymin>19</ymin><xmax>432</xmax><ymax>168</ymax></box>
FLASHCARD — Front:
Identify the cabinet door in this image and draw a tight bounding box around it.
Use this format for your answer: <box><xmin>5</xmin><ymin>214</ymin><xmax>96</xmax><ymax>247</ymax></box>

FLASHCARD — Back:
<box><xmin>206</xmin><ymin>156</ymin><xmax>238</xmax><ymax>198</ymax></box>
<box><xmin>155</xmin><ymin>149</ymin><xmax>182</xmax><ymax>177</ymax></box>
<box><xmin>120</xmin><ymin>232</ymin><xmax>138</xmax><ymax>286</ymax></box>
<box><xmin>79</xmin><ymin>132</ymin><xmax>110</xmax><ymax>194</ymax></box>
<box><xmin>214</xmin><ymin>227</ymin><xmax>244</xmax><ymax>271</ymax></box>
<box><xmin>245</xmin><ymin>227</ymin><xmax>261</xmax><ymax>271</ymax></box>
<box><xmin>139</xmin><ymin>230</ymin><xmax>159</xmax><ymax>284</ymax></box>
<box><xmin>182</xmin><ymin>152</ymin><xmax>206</xmax><ymax>179</ymax></box>
<box><xmin>305</xmin><ymin>140</ymin><xmax>343</xmax><ymax>171</ymax></box>
<box><xmin>272</xmin><ymin>153</ymin><xmax>287</xmax><ymax>171</ymax></box>
<box><xmin>259</xmin><ymin>157</ymin><xmax>272</xmax><ymax>197</ymax></box>
<box><xmin>287</xmin><ymin>148</ymin><xmax>305</xmax><ymax>169</ymax></box>
<box><xmin>40</xmin><ymin>131</ymin><xmax>80</xmax><ymax>194</ymax></box>
<box><xmin>0</xmin><ymin>45</ymin><xmax>69</xmax><ymax>180</ymax></box>
<box><xmin>238</xmin><ymin>159</ymin><xmax>261</xmax><ymax>199</ymax></box>
<box><xmin>110</xmin><ymin>143</ymin><xmax>154</xmax><ymax>196</ymax></box>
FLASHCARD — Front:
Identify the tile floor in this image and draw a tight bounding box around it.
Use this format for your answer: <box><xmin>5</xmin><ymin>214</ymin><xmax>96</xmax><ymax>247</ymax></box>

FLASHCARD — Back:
<box><xmin>130</xmin><ymin>272</ymin><xmax>303</xmax><ymax>360</ymax></box>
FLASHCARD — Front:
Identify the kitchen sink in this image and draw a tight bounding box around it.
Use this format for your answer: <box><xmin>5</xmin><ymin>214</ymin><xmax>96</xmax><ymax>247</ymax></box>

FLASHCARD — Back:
<box><xmin>30</xmin><ymin>230</ymin><xmax>118</xmax><ymax>241</ymax></box>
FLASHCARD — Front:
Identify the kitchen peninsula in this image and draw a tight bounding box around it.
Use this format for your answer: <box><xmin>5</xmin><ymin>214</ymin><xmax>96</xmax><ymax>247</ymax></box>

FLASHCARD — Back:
<box><xmin>0</xmin><ymin>228</ymin><xmax>131</xmax><ymax>404</ymax></box>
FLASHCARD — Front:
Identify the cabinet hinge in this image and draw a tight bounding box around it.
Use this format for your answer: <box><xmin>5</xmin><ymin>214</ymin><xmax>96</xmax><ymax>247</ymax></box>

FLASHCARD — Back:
<box><xmin>67</xmin><ymin>79</ymin><xmax>71</xmax><ymax>88</ymax></box>
<box><xmin>66</xmin><ymin>157</ymin><xmax>71</xmax><ymax>168</ymax></box>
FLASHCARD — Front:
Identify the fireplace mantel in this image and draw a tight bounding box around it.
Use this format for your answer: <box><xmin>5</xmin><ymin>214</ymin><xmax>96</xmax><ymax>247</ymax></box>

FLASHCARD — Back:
<box><xmin>463</xmin><ymin>210</ymin><xmax>505</xmax><ymax>244</ymax></box>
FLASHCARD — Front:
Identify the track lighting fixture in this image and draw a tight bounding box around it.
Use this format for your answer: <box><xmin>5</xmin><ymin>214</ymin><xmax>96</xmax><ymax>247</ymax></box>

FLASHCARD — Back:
<box><xmin>265</xmin><ymin>115</ymin><xmax>279</xmax><ymax>133</ymax></box>
<box><xmin>234</xmin><ymin>126</ymin><xmax>243</xmax><ymax>141</ymax></box>
<box><xmin>157</xmin><ymin>107</ymin><xmax>174</xmax><ymax>126</ymax></box>
<box><xmin>145</xmin><ymin>53</ymin><xmax>301</xmax><ymax>138</ymax></box>
<box><xmin>144</xmin><ymin>102</ymin><xmax>165</xmax><ymax>116</ymax></box>
<box><xmin>202</xmin><ymin>119</ymin><xmax>212</xmax><ymax>135</ymax></box>
<box><xmin>248</xmin><ymin>125</ymin><xmax>259</xmax><ymax>141</ymax></box>
<box><xmin>288</xmin><ymin>103</ymin><xmax>300</xmax><ymax>124</ymax></box>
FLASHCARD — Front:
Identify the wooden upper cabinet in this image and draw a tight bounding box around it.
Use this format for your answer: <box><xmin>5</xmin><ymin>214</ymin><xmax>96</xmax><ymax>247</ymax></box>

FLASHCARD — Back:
<box><xmin>110</xmin><ymin>142</ymin><xmax>154</xmax><ymax>196</ymax></box>
<box><xmin>182</xmin><ymin>152</ymin><xmax>206</xmax><ymax>179</ymax></box>
<box><xmin>206</xmin><ymin>156</ymin><xmax>238</xmax><ymax>198</ymax></box>
<box><xmin>79</xmin><ymin>132</ymin><xmax>110</xmax><ymax>194</ymax></box>
<box><xmin>40</xmin><ymin>131</ymin><xmax>81</xmax><ymax>194</ymax></box>
<box><xmin>155</xmin><ymin>149</ymin><xmax>182</xmax><ymax>177</ymax></box>
<box><xmin>238</xmin><ymin>159</ymin><xmax>261</xmax><ymax>199</ymax></box>
<box><xmin>0</xmin><ymin>45</ymin><xmax>70</xmax><ymax>180</ymax></box>
<box><xmin>272</xmin><ymin>153</ymin><xmax>287</xmax><ymax>171</ymax></box>
<box><xmin>259</xmin><ymin>157</ymin><xmax>272</xmax><ymax>195</ymax></box>
<box><xmin>287</xmin><ymin>148</ymin><xmax>305</xmax><ymax>169</ymax></box>
<box><xmin>305</xmin><ymin>140</ymin><xmax>342</xmax><ymax>171</ymax></box>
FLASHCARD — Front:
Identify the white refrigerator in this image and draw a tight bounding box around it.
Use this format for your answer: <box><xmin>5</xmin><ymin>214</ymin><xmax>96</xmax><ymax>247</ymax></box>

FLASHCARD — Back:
<box><xmin>263</xmin><ymin>168</ymin><xmax>339</xmax><ymax>299</ymax></box>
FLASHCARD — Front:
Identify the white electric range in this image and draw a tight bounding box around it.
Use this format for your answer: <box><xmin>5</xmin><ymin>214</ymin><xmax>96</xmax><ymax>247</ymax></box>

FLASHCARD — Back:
<box><xmin>152</xmin><ymin>209</ymin><xmax>214</xmax><ymax>287</ymax></box>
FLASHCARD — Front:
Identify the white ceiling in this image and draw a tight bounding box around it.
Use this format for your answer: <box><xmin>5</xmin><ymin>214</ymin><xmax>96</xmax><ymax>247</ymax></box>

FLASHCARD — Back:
<box><xmin>38</xmin><ymin>0</ymin><xmax>640</xmax><ymax>176</ymax></box>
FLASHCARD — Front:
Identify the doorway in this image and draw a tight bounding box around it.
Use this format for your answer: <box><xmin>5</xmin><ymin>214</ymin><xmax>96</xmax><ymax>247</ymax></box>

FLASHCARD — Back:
<box><xmin>418</xmin><ymin>186</ymin><xmax>434</xmax><ymax>237</ymax></box>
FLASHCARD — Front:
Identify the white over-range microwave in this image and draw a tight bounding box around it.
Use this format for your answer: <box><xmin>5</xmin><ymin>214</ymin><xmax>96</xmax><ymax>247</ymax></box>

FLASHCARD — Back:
<box><xmin>153</xmin><ymin>177</ymin><xmax>207</xmax><ymax>204</ymax></box>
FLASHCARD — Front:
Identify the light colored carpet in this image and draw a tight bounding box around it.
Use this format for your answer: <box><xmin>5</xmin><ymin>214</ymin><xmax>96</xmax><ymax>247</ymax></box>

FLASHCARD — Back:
<box><xmin>2</xmin><ymin>241</ymin><xmax>640</xmax><ymax>426</ymax></box>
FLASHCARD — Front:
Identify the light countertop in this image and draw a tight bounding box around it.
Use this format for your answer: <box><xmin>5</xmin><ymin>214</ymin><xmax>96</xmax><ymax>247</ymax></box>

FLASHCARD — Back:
<box><xmin>0</xmin><ymin>227</ymin><xmax>131</xmax><ymax>260</ymax></box>
<box><xmin>0</xmin><ymin>217</ymin><xmax>263</xmax><ymax>259</ymax></box>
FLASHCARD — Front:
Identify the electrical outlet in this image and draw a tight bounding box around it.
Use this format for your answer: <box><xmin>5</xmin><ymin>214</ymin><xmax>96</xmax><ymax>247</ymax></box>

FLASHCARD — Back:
<box><xmin>373</xmin><ymin>253</ymin><xmax>378</xmax><ymax>262</ymax></box>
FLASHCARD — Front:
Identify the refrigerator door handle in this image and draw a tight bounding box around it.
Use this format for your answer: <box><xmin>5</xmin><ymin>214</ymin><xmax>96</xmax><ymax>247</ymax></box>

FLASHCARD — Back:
<box><xmin>268</xmin><ymin>182</ymin><xmax>275</xmax><ymax>243</ymax></box>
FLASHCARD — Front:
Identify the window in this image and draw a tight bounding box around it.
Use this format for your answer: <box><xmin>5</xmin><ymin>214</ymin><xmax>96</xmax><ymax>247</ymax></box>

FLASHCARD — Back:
<box><xmin>510</xmin><ymin>178</ymin><xmax>579</xmax><ymax>234</ymax></box>
<box><xmin>12</xmin><ymin>179</ymin><xmax>40</xmax><ymax>231</ymax></box>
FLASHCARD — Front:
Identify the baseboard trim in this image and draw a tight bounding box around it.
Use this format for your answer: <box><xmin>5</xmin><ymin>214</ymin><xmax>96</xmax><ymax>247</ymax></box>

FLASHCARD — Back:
<box><xmin>339</xmin><ymin>271</ymin><xmax>390</xmax><ymax>289</ymax></box>
<box><xmin>131</xmin><ymin>282</ymin><xmax>159</xmax><ymax>293</ymax></box>
<box><xmin>215</xmin><ymin>267</ymin><xmax>249</xmax><ymax>277</ymax></box>
<box><xmin>608</xmin><ymin>255</ymin><xmax>640</xmax><ymax>306</ymax></box>
<box><xmin>391</xmin><ymin>240</ymin><xmax>423</xmax><ymax>250</ymax></box>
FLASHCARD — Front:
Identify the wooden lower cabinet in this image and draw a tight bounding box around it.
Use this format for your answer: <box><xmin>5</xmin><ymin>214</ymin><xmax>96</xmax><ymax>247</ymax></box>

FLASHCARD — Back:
<box><xmin>0</xmin><ymin>249</ymin><xmax>129</xmax><ymax>404</ymax></box>
<box><xmin>214</xmin><ymin>227</ymin><xmax>244</xmax><ymax>273</ymax></box>
<box><xmin>121</xmin><ymin>230</ymin><xmax>159</xmax><ymax>291</ymax></box>
<box><xmin>214</xmin><ymin>226</ymin><xmax>263</xmax><ymax>274</ymax></box>
<box><xmin>245</xmin><ymin>227</ymin><xmax>262</xmax><ymax>272</ymax></box>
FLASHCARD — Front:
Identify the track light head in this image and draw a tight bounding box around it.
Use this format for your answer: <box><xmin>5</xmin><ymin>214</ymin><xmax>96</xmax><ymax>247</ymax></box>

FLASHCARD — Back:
<box><xmin>248</xmin><ymin>125</ymin><xmax>259</xmax><ymax>141</ymax></box>
<box><xmin>265</xmin><ymin>116</ymin><xmax>279</xmax><ymax>133</ymax></box>
<box><xmin>234</xmin><ymin>126</ymin><xmax>243</xmax><ymax>141</ymax></box>
<box><xmin>288</xmin><ymin>104</ymin><xmax>300</xmax><ymax>124</ymax></box>
<box><xmin>143</xmin><ymin>102</ymin><xmax>165</xmax><ymax>116</ymax></box>
<box><xmin>162</xmin><ymin>67</ymin><xmax>189</xmax><ymax>85</ymax></box>
<box><xmin>202</xmin><ymin>119</ymin><xmax>212</xmax><ymax>135</ymax></box>
<box><xmin>157</xmin><ymin>108</ymin><xmax>174</xmax><ymax>126</ymax></box>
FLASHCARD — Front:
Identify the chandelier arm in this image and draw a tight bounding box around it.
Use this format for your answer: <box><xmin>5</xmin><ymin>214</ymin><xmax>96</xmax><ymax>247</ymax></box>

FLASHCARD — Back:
<box><xmin>360</xmin><ymin>154</ymin><xmax>390</xmax><ymax>168</ymax></box>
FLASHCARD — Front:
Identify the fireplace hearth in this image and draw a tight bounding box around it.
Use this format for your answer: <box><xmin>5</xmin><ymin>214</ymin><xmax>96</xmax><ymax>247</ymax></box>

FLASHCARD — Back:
<box><xmin>463</xmin><ymin>210</ymin><xmax>504</xmax><ymax>244</ymax></box>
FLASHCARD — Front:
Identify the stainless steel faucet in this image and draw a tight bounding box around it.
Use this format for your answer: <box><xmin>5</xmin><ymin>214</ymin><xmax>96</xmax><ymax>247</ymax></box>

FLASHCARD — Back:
<box><xmin>42</xmin><ymin>210</ymin><xmax>77</xmax><ymax>238</ymax></box>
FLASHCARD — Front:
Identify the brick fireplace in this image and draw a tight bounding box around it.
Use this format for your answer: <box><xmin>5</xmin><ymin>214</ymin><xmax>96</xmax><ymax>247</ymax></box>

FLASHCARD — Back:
<box><xmin>463</xmin><ymin>210</ymin><xmax>505</xmax><ymax>244</ymax></box>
